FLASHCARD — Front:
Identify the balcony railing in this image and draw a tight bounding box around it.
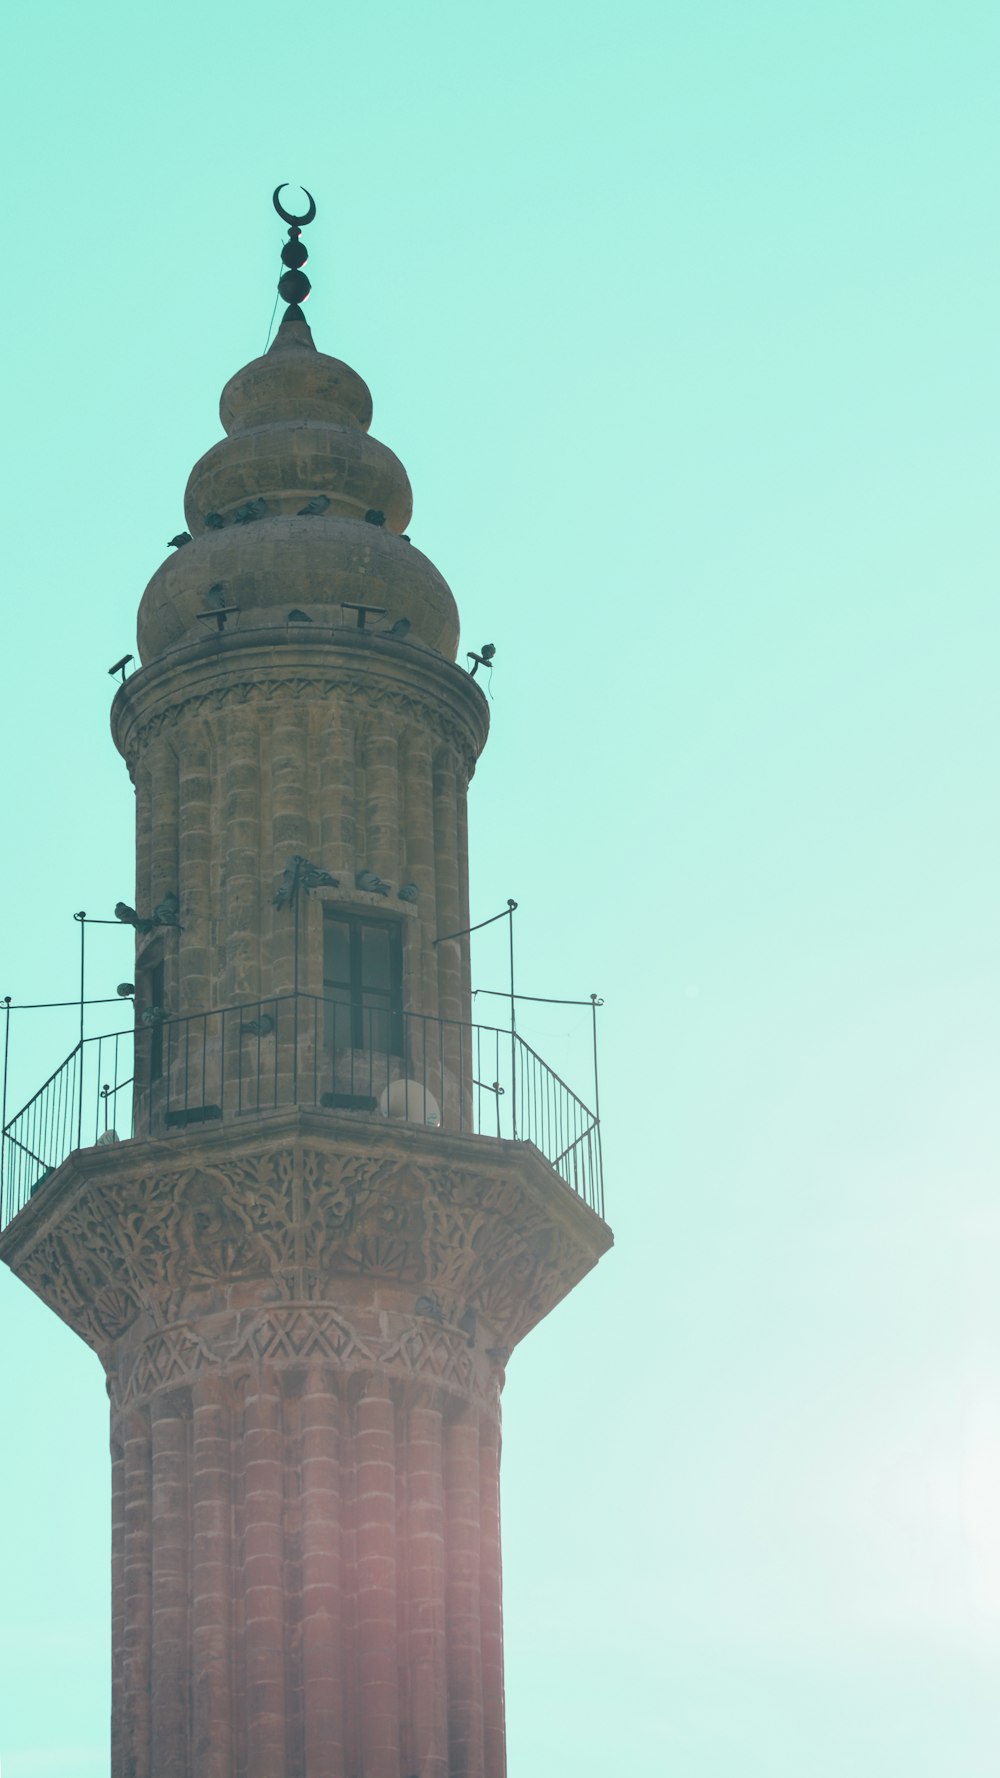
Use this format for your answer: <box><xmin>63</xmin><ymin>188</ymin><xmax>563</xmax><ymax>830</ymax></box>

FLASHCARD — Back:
<box><xmin>0</xmin><ymin>994</ymin><xmax>604</xmax><ymax>1232</ymax></box>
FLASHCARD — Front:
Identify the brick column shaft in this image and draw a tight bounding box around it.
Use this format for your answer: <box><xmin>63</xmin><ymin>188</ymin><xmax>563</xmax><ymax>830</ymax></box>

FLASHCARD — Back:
<box><xmin>364</xmin><ymin>724</ymin><xmax>400</xmax><ymax>883</ymax></box>
<box><xmin>123</xmin><ymin>1409</ymin><xmax>153</xmax><ymax>1778</ymax></box>
<box><xmin>446</xmin><ymin>1406</ymin><xmax>485</xmax><ymax>1778</ymax></box>
<box><xmin>406</xmin><ymin>1399</ymin><xmax>449</xmax><ymax>1777</ymax></box>
<box><xmin>243</xmin><ymin>1369</ymin><xmax>287</xmax><ymax>1778</ymax></box>
<box><xmin>355</xmin><ymin>1380</ymin><xmax>400</xmax><ymax>1778</ymax></box>
<box><xmin>479</xmin><ymin>1413</ymin><xmax>506</xmax><ymax>1778</ymax></box>
<box><xmin>192</xmin><ymin>1373</ymin><xmax>233</xmax><ymax>1778</ymax></box>
<box><xmin>301</xmin><ymin>1367</ymin><xmax>345</xmax><ymax>1777</ymax></box>
<box><xmin>151</xmin><ymin>1390</ymin><xmax>190</xmax><ymax>1775</ymax></box>
<box><xmin>110</xmin><ymin>1434</ymin><xmax>126</xmax><ymax>1778</ymax></box>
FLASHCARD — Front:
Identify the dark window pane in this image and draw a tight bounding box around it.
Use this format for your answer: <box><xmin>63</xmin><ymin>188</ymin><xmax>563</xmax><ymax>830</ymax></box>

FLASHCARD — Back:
<box><xmin>324</xmin><ymin>994</ymin><xmax>353</xmax><ymax>1051</ymax></box>
<box><xmin>361</xmin><ymin>924</ymin><xmax>390</xmax><ymax>990</ymax></box>
<box><xmin>321</xmin><ymin>909</ymin><xmax>403</xmax><ymax>1057</ymax></box>
<box><xmin>323</xmin><ymin>918</ymin><xmax>351</xmax><ymax>986</ymax></box>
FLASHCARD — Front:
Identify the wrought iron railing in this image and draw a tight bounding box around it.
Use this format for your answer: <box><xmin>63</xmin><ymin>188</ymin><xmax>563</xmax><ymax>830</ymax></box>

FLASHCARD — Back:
<box><xmin>0</xmin><ymin>995</ymin><xmax>604</xmax><ymax>1231</ymax></box>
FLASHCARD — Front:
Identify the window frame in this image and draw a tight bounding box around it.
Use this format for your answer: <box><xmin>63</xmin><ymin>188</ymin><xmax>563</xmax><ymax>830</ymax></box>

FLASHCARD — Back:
<box><xmin>322</xmin><ymin>907</ymin><xmax>404</xmax><ymax>1056</ymax></box>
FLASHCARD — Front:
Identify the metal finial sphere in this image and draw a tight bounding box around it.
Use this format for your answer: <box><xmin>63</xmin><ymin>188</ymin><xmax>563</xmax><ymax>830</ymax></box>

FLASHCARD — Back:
<box><xmin>273</xmin><ymin>184</ymin><xmax>317</xmax><ymax>228</ymax></box>
<box><xmin>278</xmin><ymin>267</ymin><xmax>311</xmax><ymax>305</ymax></box>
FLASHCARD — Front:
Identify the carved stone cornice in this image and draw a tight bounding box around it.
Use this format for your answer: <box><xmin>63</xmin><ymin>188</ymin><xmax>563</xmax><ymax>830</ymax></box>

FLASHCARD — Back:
<box><xmin>0</xmin><ymin>1109</ymin><xmax>612</xmax><ymax>1365</ymax></box>
<box><xmin>110</xmin><ymin>628</ymin><xmax>490</xmax><ymax>781</ymax></box>
<box><xmin>108</xmin><ymin>1302</ymin><xmax>499</xmax><ymax>1416</ymax></box>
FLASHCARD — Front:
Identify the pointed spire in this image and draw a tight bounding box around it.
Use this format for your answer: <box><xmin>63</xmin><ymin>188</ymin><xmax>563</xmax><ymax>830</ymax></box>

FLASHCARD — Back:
<box><xmin>268</xmin><ymin>301</ymin><xmax>316</xmax><ymax>355</ymax></box>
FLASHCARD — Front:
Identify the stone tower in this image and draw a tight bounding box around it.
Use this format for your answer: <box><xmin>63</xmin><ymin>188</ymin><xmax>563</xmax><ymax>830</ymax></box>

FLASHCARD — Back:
<box><xmin>0</xmin><ymin>201</ymin><xmax>611</xmax><ymax>1777</ymax></box>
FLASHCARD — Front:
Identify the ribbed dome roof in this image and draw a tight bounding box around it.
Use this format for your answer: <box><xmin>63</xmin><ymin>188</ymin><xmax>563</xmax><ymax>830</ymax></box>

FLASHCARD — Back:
<box><xmin>136</xmin><ymin>306</ymin><xmax>459</xmax><ymax>662</ymax></box>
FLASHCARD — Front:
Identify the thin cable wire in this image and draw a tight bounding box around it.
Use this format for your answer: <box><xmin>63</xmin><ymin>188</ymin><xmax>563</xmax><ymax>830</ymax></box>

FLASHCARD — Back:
<box><xmin>263</xmin><ymin>275</ymin><xmax>281</xmax><ymax>353</ymax></box>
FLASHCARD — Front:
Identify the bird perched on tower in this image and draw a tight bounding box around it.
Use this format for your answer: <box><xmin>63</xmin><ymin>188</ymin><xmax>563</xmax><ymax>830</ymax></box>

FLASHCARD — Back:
<box><xmin>115</xmin><ymin>901</ymin><xmax>153</xmax><ymax>935</ymax></box>
<box><xmin>356</xmin><ymin>869</ymin><xmax>390</xmax><ymax>896</ymax></box>
<box><xmin>152</xmin><ymin>892</ymin><xmax>182</xmax><ymax>929</ymax></box>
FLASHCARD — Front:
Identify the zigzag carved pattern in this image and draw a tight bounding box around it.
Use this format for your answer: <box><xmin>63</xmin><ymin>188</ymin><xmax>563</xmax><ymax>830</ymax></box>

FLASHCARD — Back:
<box><xmin>114</xmin><ymin>1305</ymin><xmax>486</xmax><ymax>1410</ymax></box>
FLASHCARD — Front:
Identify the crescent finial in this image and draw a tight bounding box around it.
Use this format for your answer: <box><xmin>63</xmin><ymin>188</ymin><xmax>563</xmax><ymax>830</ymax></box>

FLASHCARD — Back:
<box><xmin>273</xmin><ymin>184</ymin><xmax>317</xmax><ymax>228</ymax></box>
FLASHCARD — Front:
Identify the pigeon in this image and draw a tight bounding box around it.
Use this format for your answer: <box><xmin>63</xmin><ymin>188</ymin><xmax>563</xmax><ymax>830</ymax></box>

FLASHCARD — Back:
<box><xmin>468</xmin><ymin>642</ymin><xmax>496</xmax><ymax>678</ymax></box>
<box><xmin>297</xmin><ymin>494</ymin><xmax>330</xmax><ymax>516</ymax></box>
<box><xmin>116</xmin><ymin>982</ymin><xmax>135</xmax><ymax>998</ymax></box>
<box><xmin>273</xmin><ymin>856</ymin><xmax>340</xmax><ymax>910</ymax></box>
<box><xmin>114</xmin><ymin>901</ymin><xmax>153</xmax><ymax>935</ymax></box>
<box><xmin>286</xmin><ymin>609</ymin><xmax>312</xmax><ymax>623</ymax></box>
<box><xmin>385</xmin><ymin>616</ymin><xmax>411</xmax><ymax>640</ymax></box>
<box><xmin>273</xmin><ymin>859</ymin><xmax>300</xmax><ymax>910</ymax></box>
<box><xmin>300</xmin><ymin>861</ymin><xmax>340</xmax><ymax>892</ymax></box>
<box><xmin>168</xmin><ymin>532</ymin><xmax>192</xmax><ymax>549</ymax></box>
<box><xmin>458</xmin><ymin>1308</ymin><xmax>477</xmax><ymax>1345</ymax></box>
<box><xmin>415</xmin><ymin>1294</ymin><xmax>444</xmax><ymax>1323</ymax></box>
<box><xmin>141</xmin><ymin>1006</ymin><xmax>168</xmax><ymax>1025</ymax></box>
<box><xmin>204</xmin><ymin>512</ymin><xmax>225</xmax><ymax>529</ymax></box>
<box><xmin>152</xmin><ymin>892</ymin><xmax>181</xmax><ymax>929</ymax></box>
<box><xmin>364</xmin><ymin>508</ymin><xmax>386</xmax><ymax>526</ymax></box>
<box><xmin>397</xmin><ymin>882</ymin><xmax>419</xmax><ymax>903</ymax></box>
<box><xmin>234</xmin><ymin>497</ymin><xmax>266</xmax><ymax>524</ymax></box>
<box><xmin>356</xmin><ymin>869</ymin><xmax>390</xmax><ymax>896</ymax></box>
<box><xmin>197</xmin><ymin>583</ymin><xmax>236</xmax><ymax>632</ymax></box>
<box><xmin>241</xmin><ymin>1013</ymin><xmax>275</xmax><ymax>1037</ymax></box>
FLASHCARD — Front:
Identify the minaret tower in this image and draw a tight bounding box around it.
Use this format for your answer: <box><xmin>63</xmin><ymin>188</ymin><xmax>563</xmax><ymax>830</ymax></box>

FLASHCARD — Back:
<box><xmin>0</xmin><ymin>193</ymin><xmax>611</xmax><ymax>1778</ymax></box>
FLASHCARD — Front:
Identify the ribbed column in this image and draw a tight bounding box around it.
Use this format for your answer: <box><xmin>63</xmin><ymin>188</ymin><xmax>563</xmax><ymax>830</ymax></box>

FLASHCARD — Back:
<box><xmin>192</xmin><ymin>1374</ymin><xmax>233</xmax><ymax>1778</ymax></box>
<box><xmin>301</xmin><ymin>1367</ymin><xmax>345</xmax><ymax>1777</ymax></box>
<box><xmin>401</xmin><ymin>726</ymin><xmax>438</xmax><ymax>1020</ymax></box>
<box><xmin>149</xmin><ymin>737</ymin><xmax>179</xmax><ymax>908</ymax></box>
<box><xmin>177</xmin><ymin>737</ymin><xmax>213</xmax><ymax>1016</ymax></box>
<box><xmin>151</xmin><ymin>1389</ymin><xmax>190</xmax><ymax>1777</ymax></box>
<box><xmin>123</xmin><ymin>1407</ymin><xmax>153</xmax><ymax>1778</ymax></box>
<box><xmin>355</xmin><ymin>1378</ymin><xmax>400</xmax><ymax>1778</ymax></box>
<box><xmin>271</xmin><ymin>706</ymin><xmax>310</xmax><ymax>995</ymax></box>
<box><xmin>405</xmin><ymin>1398</ymin><xmax>448</xmax><ymax>1777</ymax></box>
<box><xmin>110</xmin><ymin>1430</ymin><xmax>126</xmax><ymax>1778</ymax></box>
<box><xmin>243</xmin><ymin>1368</ymin><xmax>287</xmax><ymax>1778</ymax></box>
<box><xmin>479</xmin><ymin>1413</ymin><xmax>505</xmax><ymax>1778</ymax></box>
<box><xmin>445</xmin><ymin>1406</ymin><xmax>484</xmax><ymax>1778</ymax></box>
<box><xmin>319</xmin><ymin>701</ymin><xmax>356</xmax><ymax>880</ymax></box>
<box><xmin>134</xmin><ymin>762</ymin><xmax>153</xmax><ymax>937</ymax></box>
<box><xmin>363</xmin><ymin>724</ymin><xmax>400</xmax><ymax>884</ymax></box>
<box><xmin>222</xmin><ymin>707</ymin><xmax>261</xmax><ymax>1005</ymax></box>
<box><xmin>456</xmin><ymin>781</ymin><xmax>473</xmax><ymax>1021</ymax></box>
<box><xmin>432</xmin><ymin>750</ymin><xmax>462</xmax><ymax>1025</ymax></box>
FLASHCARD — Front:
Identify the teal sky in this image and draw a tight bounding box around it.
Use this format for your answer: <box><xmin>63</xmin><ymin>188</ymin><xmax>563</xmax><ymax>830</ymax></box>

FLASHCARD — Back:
<box><xmin>3</xmin><ymin>0</ymin><xmax>1000</xmax><ymax>1771</ymax></box>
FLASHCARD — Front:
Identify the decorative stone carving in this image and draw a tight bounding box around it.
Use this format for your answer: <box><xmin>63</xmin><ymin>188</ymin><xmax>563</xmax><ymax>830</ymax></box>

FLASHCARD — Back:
<box><xmin>0</xmin><ymin>1115</ymin><xmax>612</xmax><ymax>1362</ymax></box>
<box><xmin>110</xmin><ymin>1303</ymin><xmax>490</xmax><ymax>1414</ymax></box>
<box><xmin>118</xmin><ymin>671</ymin><xmax>484</xmax><ymax>784</ymax></box>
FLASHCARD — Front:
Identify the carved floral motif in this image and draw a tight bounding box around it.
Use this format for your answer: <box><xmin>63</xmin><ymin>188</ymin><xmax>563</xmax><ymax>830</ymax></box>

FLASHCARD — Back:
<box><xmin>8</xmin><ymin>1135</ymin><xmax>607</xmax><ymax>1362</ymax></box>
